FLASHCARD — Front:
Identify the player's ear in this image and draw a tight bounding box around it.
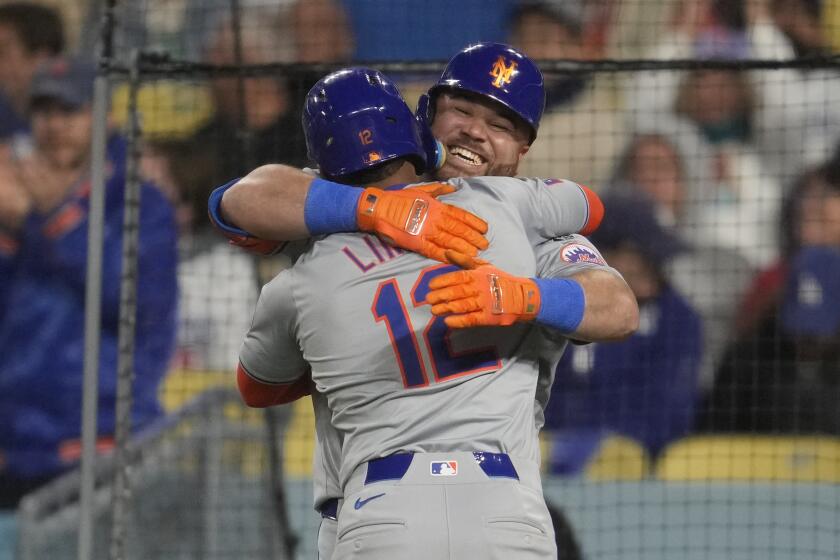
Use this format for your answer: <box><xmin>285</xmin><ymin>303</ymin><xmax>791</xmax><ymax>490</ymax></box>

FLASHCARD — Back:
<box><xmin>517</xmin><ymin>143</ymin><xmax>530</xmax><ymax>162</ymax></box>
<box><xmin>514</xmin><ymin>121</ymin><xmax>531</xmax><ymax>162</ymax></box>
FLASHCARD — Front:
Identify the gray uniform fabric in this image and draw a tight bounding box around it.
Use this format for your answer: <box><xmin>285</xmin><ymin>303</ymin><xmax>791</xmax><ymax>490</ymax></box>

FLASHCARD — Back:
<box><xmin>318</xmin><ymin>516</ymin><xmax>339</xmax><ymax>560</ymax></box>
<box><xmin>335</xmin><ymin>452</ymin><xmax>555</xmax><ymax>560</ymax></box>
<box><xmin>313</xmin><ymin>233</ymin><xmax>614</xmax><ymax>560</ymax></box>
<box><xmin>312</xmin><ymin>390</ymin><xmax>343</xmax><ymax>509</ymax></box>
<box><xmin>244</xmin><ymin>177</ymin><xmax>616</xmax><ymax>559</ymax></box>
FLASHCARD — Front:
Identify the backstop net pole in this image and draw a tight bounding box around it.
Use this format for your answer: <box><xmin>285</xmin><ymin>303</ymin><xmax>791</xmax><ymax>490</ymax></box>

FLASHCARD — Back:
<box><xmin>109</xmin><ymin>49</ymin><xmax>144</xmax><ymax>560</ymax></box>
<box><xmin>79</xmin><ymin>1</ymin><xmax>117</xmax><ymax>557</ymax></box>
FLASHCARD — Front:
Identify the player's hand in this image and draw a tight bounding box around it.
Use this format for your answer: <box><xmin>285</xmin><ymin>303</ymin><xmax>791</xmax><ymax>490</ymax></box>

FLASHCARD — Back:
<box><xmin>427</xmin><ymin>250</ymin><xmax>541</xmax><ymax>328</ymax></box>
<box><xmin>356</xmin><ymin>184</ymin><xmax>489</xmax><ymax>265</ymax></box>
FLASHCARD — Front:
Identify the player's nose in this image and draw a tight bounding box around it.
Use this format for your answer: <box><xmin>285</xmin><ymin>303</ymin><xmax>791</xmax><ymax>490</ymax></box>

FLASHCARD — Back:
<box><xmin>460</xmin><ymin>115</ymin><xmax>489</xmax><ymax>142</ymax></box>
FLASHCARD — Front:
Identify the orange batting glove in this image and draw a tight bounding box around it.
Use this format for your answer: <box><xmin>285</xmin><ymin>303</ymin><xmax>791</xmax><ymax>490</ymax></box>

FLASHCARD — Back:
<box><xmin>427</xmin><ymin>251</ymin><xmax>541</xmax><ymax>328</ymax></box>
<box><xmin>356</xmin><ymin>183</ymin><xmax>489</xmax><ymax>265</ymax></box>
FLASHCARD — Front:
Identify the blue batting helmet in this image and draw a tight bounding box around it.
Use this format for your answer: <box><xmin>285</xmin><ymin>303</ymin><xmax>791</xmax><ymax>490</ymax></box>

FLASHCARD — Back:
<box><xmin>423</xmin><ymin>42</ymin><xmax>545</xmax><ymax>143</ymax></box>
<box><xmin>302</xmin><ymin>67</ymin><xmax>443</xmax><ymax>179</ymax></box>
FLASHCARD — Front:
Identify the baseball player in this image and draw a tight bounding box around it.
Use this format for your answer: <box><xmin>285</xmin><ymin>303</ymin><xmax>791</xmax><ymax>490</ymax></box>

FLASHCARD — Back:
<box><xmin>224</xmin><ymin>67</ymin><xmax>635</xmax><ymax>559</ymax></box>
<box><xmin>212</xmin><ymin>43</ymin><xmax>604</xmax><ymax>263</ymax></box>
<box><xmin>213</xmin><ymin>44</ymin><xmax>636</xmax><ymax>560</ymax></box>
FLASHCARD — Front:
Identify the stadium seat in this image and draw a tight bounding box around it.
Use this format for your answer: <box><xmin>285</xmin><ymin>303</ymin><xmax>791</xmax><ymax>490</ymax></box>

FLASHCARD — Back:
<box><xmin>824</xmin><ymin>0</ymin><xmax>840</xmax><ymax>53</ymax></box>
<box><xmin>110</xmin><ymin>81</ymin><xmax>214</xmax><ymax>140</ymax></box>
<box><xmin>585</xmin><ymin>434</ymin><xmax>652</xmax><ymax>480</ymax></box>
<box><xmin>543</xmin><ymin>431</ymin><xmax>651</xmax><ymax>480</ymax></box>
<box><xmin>655</xmin><ymin>435</ymin><xmax>840</xmax><ymax>482</ymax></box>
<box><xmin>159</xmin><ymin>368</ymin><xmax>232</xmax><ymax>411</ymax></box>
<box><xmin>282</xmin><ymin>397</ymin><xmax>316</xmax><ymax>478</ymax></box>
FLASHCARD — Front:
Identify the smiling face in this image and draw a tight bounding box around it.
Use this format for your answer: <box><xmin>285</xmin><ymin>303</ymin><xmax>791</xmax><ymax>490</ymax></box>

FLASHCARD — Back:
<box><xmin>430</xmin><ymin>91</ymin><xmax>531</xmax><ymax>179</ymax></box>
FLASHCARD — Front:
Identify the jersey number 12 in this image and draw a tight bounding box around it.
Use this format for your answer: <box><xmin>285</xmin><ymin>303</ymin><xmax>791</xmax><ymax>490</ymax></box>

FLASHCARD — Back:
<box><xmin>372</xmin><ymin>265</ymin><xmax>501</xmax><ymax>388</ymax></box>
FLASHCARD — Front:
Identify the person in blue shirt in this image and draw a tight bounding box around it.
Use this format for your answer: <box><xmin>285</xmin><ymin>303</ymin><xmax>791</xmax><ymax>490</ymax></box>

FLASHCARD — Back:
<box><xmin>0</xmin><ymin>57</ymin><xmax>178</xmax><ymax>508</ymax></box>
<box><xmin>701</xmin><ymin>156</ymin><xmax>840</xmax><ymax>434</ymax></box>
<box><xmin>544</xmin><ymin>194</ymin><xmax>704</xmax><ymax>473</ymax></box>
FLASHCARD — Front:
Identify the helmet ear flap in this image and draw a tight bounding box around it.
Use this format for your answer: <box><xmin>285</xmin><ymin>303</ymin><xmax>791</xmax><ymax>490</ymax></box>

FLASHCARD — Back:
<box><xmin>414</xmin><ymin>94</ymin><xmax>445</xmax><ymax>174</ymax></box>
<box><xmin>432</xmin><ymin>139</ymin><xmax>446</xmax><ymax>171</ymax></box>
<box><xmin>416</xmin><ymin>93</ymin><xmax>434</xmax><ymax>125</ymax></box>
<box><xmin>302</xmin><ymin>67</ymin><xmax>429</xmax><ymax>179</ymax></box>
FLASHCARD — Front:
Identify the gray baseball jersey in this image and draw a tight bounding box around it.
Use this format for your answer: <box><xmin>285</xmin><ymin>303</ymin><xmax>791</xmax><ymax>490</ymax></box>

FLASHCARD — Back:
<box><xmin>310</xmin><ymin>232</ymin><xmax>617</xmax><ymax>560</ymax></box>
<box><xmin>241</xmin><ymin>176</ymin><xmax>604</xmax><ymax>490</ymax></box>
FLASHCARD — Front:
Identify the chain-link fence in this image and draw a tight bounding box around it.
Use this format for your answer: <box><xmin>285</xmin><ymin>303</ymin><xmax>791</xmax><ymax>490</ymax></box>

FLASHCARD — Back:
<box><xmin>5</xmin><ymin>0</ymin><xmax>840</xmax><ymax>559</ymax></box>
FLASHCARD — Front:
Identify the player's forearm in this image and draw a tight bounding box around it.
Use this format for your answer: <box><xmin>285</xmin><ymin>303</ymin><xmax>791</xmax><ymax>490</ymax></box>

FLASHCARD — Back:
<box><xmin>221</xmin><ymin>164</ymin><xmax>312</xmax><ymax>240</ymax></box>
<box><xmin>215</xmin><ymin>168</ymin><xmax>489</xmax><ymax>265</ymax></box>
<box><xmin>566</xmin><ymin>269</ymin><xmax>639</xmax><ymax>342</ymax></box>
<box><xmin>218</xmin><ymin>164</ymin><xmax>370</xmax><ymax>242</ymax></box>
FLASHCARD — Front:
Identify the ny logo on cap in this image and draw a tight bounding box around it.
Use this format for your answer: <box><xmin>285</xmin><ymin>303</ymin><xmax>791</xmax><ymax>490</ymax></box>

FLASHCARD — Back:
<box><xmin>489</xmin><ymin>56</ymin><xmax>518</xmax><ymax>89</ymax></box>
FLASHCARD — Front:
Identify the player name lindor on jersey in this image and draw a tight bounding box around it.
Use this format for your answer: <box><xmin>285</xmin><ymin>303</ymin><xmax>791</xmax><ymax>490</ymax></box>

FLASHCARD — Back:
<box><xmin>342</xmin><ymin>234</ymin><xmax>406</xmax><ymax>273</ymax></box>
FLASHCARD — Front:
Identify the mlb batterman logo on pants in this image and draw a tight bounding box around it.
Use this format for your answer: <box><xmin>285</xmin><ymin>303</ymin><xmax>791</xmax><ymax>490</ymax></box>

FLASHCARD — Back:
<box><xmin>431</xmin><ymin>460</ymin><xmax>458</xmax><ymax>476</ymax></box>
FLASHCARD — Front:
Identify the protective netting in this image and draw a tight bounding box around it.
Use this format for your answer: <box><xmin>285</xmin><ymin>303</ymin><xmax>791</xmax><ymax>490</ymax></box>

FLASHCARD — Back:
<box><xmin>18</xmin><ymin>389</ymin><xmax>299</xmax><ymax>559</ymax></box>
<box><xmin>5</xmin><ymin>1</ymin><xmax>840</xmax><ymax>559</ymax></box>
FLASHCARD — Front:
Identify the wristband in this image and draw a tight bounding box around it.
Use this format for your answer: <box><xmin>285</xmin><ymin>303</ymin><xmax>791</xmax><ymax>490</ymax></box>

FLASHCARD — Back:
<box><xmin>207</xmin><ymin>179</ymin><xmax>250</xmax><ymax>237</ymax></box>
<box><xmin>532</xmin><ymin>278</ymin><xmax>585</xmax><ymax>333</ymax></box>
<box><xmin>303</xmin><ymin>178</ymin><xmax>363</xmax><ymax>235</ymax></box>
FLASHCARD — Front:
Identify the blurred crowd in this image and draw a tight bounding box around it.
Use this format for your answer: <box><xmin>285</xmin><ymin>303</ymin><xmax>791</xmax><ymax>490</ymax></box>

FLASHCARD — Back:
<box><xmin>1</xmin><ymin>0</ymin><xmax>840</xmax><ymax>506</ymax></box>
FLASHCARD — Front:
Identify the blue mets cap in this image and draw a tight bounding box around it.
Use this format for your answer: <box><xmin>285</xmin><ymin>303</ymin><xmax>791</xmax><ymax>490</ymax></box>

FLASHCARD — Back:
<box><xmin>781</xmin><ymin>246</ymin><xmax>840</xmax><ymax>338</ymax></box>
<box><xmin>426</xmin><ymin>42</ymin><xmax>545</xmax><ymax>143</ymax></box>
<box><xmin>29</xmin><ymin>57</ymin><xmax>96</xmax><ymax>111</ymax></box>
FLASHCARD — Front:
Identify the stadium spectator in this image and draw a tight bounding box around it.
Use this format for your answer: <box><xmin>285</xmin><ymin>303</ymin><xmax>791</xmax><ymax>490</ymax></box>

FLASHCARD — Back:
<box><xmin>153</xmin><ymin>137</ymin><xmax>260</xmax><ymax>372</ymax></box>
<box><xmin>670</xmin><ymin>35</ymin><xmax>783</xmax><ymax>267</ymax></box>
<box><xmin>702</xmin><ymin>245</ymin><xmax>840</xmax><ymax>434</ymax></box>
<box><xmin>611</xmin><ymin>133</ymin><xmax>687</xmax><ymax>226</ymax></box>
<box><xmin>80</xmin><ymin>0</ymin><xmax>296</xmax><ymax>62</ymax></box>
<box><xmin>544</xmin><ymin>194</ymin><xmax>703</xmax><ymax>468</ymax></box>
<box><xmin>287</xmin><ymin>0</ymin><xmax>355</xmax><ymax>118</ymax></box>
<box><xmin>0</xmin><ymin>2</ymin><xmax>64</xmax><ymax>141</ymax></box>
<box><xmin>704</xmin><ymin>157</ymin><xmax>840</xmax><ymax>434</ymax></box>
<box><xmin>771</xmin><ymin>0</ymin><xmax>832</xmax><ymax>57</ymax></box>
<box><xmin>155</xmin><ymin>10</ymin><xmax>304</xmax><ymax>372</ymax></box>
<box><xmin>754</xmin><ymin>0</ymin><xmax>840</xmax><ymax>187</ymax></box>
<box><xmin>735</xmin><ymin>163</ymin><xmax>824</xmax><ymax>335</ymax></box>
<box><xmin>736</xmin><ymin>158</ymin><xmax>840</xmax><ymax>335</ymax></box>
<box><xmin>195</xmin><ymin>10</ymin><xmax>307</xmax><ymax>184</ymax></box>
<box><xmin>624</xmin><ymin>0</ymin><xmax>792</xmax><ymax>129</ymax></box>
<box><xmin>609</xmin><ymin>125</ymin><xmax>754</xmax><ymax>389</ymax></box>
<box><xmin>509</xmin><ymin>0</ymin><xmax>627</xmax><ymax>187</ymax></box>
<box><xmin>0</xmin><ymin>57</ymin><xmax>178</xmax><ymax>508</ymax></box>
<box><xmin>291</xmin><ymin>0</ymin><xmax>354</xmax><ymax>64</ymax></box>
